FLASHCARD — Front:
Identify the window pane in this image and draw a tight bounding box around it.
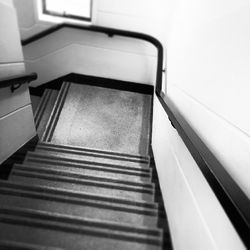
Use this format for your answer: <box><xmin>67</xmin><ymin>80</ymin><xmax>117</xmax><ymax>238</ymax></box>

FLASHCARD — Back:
<box><xmin>46</xmin><ymin>0</ymin><xmax>91</xmax><ymax>19</ymax></box>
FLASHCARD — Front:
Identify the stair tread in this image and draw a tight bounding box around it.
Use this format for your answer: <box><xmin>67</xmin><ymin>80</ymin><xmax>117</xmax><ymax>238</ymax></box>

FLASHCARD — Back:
<box><xmin>9</xmin><ymin>171</ymin><xmax>155</xmax><ymax>202</ymax></box>
<box><xmin>13</xmin><ymin>164</ymin><xmax>153</xmax><ymax>188</ymax></box>
<box><xmin>35</xmin><ymin>147</ymin><xmax>149</xmax><ymax>169</ymax></box>
<box><xmin>0</xmin><ymin>193</ymin><xmax>159</xmax><ymax>228</ymax></box>
<box><xmin>26</xmin><ymin>151</ymin><xmax>150</xmax><ymax>171</ymax></box>
<box><xmin>0</xmin><ymin>206</ymin><xmax>163</xmax><ymax>250</ymax></box>
<box><xmin>21</xmin><ymin>160</ymin><xmax>151</xmax><ymax>183</ymax></box>
<box><xmin>41</xmin><ymin>82</ymin><xmax>70</xmax><ymax>142</ymax></box>
<box><xmin>34</xmin><ymin>89</ymin><xmax>59</xmax><ymax>138</ymax></box>
<box><xmin>0</xmin><ymin>180</ymin><xmax>158</xmax><ymax>209</ymax></box>
<box><xmin>0</xmin><ymin>239</ymin><xmax>64</xmax><ymax>250</ymax></box>
<box><xmin>38</xmin><ymin>142</ymin><xmax>149</xmax><ymax>160</ymax></box>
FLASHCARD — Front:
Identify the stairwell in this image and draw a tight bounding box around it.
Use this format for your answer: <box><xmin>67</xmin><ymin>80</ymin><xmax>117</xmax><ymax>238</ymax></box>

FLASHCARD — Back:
<box><xmin>0</xmin><ymin>80</ymin><xmax>172</xmax><ymax>250</ymax></box>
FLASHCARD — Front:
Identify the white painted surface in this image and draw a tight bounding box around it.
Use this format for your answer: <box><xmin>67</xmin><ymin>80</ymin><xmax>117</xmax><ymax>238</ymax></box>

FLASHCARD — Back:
<box><xmin>0</xmin><ymin>0</ymin><xmax>24</xmax><ymax>67</ymax></box>
<box><xmin>13</xmin><ymin>0</ymin><xmax>162</xmax><ymax>85</ymax></box>
<box><xmin>13</xmin><ymin>0</ymin><xmax>52</xmax><ymax>40</ymax></box>
<box><xmin>168</xmin><ymin>86</ymin><xmax>250</xmax><ymax>197</ymax></box>
<box><xmin>0</xmin><ymin>105</ymin><xmax>36</xmax><ymax>163</ymax></box>
<box><xmin>94</xmin><ymin>0</ymin><xmax>166</xmax><ymax>41</ymax></box>
<box><xmin>0</xmin><ymin>0</ymin><xmax>36</xmax><ymax>164</ymax></box>
<box><xmin>162</xmin><ymin>0</ymin><xmax>250</xmax><ymax>198</ymax></box>
<box><xmin>152</xmin><ymin>97</ymin><xmax>245</xmax><ymax>250</ymax></box>
<box><xmin>14</xmin><ymin>0</ymin><xmax>166</xmax><ymax>40</ymax></box>
<box><xmin>0</xmin><ymin>63</ymin><xmax>25</xmax><ymax>79</ymax></box>
<box><xmin>0</xmin><ymin>83</ymin><xmax>31</xmax><ymax>118</ymax></box>
<box><xmin>23</xmin><ymin>28</ymin><xmax>157</xmax><ymax>86</ymax></box>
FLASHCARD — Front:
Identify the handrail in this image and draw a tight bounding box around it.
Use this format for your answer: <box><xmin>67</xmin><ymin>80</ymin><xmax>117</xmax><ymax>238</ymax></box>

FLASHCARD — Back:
<box><xmin>21</xmin><ymin>23</ymin><xmax>163</xmax><ymax>93</ymax></box>
<box><xmin>0</xmin><ymin>72</ymin><xmax>37</xmax><ymax>92</ymax></box>
<box><xmin>22</xmin><ymin>24</ymin><xmax>249</xmax><ymax>247</ymax></box>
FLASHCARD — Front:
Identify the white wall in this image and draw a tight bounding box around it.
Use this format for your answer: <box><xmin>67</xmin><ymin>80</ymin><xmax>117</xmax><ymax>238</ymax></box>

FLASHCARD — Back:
<box><xmin>151</xmin><ymin>0</ymin><xmax>249</xmax><ymax>248</ymax></box>
<box><xmin>14</xmin><ymin>0</ymin><xmax>166</xmax><ymax>41</ymax></box>
<box><xmin>13</xmin><ymin>0</ymin><xmax>165</xmax><ymax>85</ymax></box>
<box><xmin>162</xmin><ymin>0</ymin><xmax>250</xmax><ymax>198</ymax></box>
<box><xmin>23</xmin><ymin>28</ymin><xmax>157</xmax><ymax>86</ymax></box>
<box><xmin>152</xmin><ymin>97</ymin><xmax>245</xmax><ymax>250</ymax></box>
<box><xmin>0</xmin><ymin>0</ymin><xmax>25</xmax><ymax>78</ymax></box>
<box><xmin>0</xmin><ymin>0</ymin><xmax>36</xmax><ymax>164</ymax></box>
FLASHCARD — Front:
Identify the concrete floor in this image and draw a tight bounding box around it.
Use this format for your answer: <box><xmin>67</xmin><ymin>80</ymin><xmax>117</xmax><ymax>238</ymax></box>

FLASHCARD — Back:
<box><xmin>51</xmin><ymin>83</ymin><xmax>152</xmax><ymax>155</ymax></box>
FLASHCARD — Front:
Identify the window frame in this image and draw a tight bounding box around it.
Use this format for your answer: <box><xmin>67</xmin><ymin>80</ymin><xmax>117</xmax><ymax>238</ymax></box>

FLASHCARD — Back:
<box><xmin>42</xmin><ymin>0</ymin><xmax>92</xmax><ymax>22</ymax></box>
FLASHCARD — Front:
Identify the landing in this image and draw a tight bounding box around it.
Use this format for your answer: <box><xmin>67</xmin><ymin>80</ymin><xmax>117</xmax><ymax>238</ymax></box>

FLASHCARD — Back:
<box><xmin>51</xmin><ymin>83</ymin><xmax>152</xmax><ymax>155</ymax></box>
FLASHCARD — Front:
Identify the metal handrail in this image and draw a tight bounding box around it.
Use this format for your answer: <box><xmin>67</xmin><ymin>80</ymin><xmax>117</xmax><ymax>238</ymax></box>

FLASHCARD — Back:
<box><xmin>0</xmin><ymin>72</ymin><xmax>37</xmax><ymax>92</ymax></box>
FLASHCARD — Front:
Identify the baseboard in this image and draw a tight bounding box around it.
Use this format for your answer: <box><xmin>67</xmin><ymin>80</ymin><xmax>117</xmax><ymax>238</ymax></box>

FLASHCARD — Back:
<box><xmin>29</xmin><ymin>73</ymin><xmax>154</xmax><ymax>96</ymax></box>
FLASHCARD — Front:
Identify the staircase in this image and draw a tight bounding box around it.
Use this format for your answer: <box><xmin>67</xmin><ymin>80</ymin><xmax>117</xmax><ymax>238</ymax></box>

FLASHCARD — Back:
<box><xmin>0</xmin><ymin>80</ymin><xmax>172</xmax><ymax>250</ymax></box>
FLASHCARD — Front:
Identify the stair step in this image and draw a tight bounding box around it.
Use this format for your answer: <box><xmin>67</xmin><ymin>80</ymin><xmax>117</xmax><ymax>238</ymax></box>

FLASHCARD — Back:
<box><xmin>10</xmin><ymin>168</ymin><xmax>155</xmax><ymax>202</ymax></box>
<box><xmin>0</xmin><ymin>181</ymin><xmax>159</xmax><ymax>227</ymax></box>
<box><xmin>26</xmin><ymin>151</ymin><xmax>151</xmax><ymax>172</ymax></box>
<box><xmin>24</xmin><ymin>152</ymin><xmax>152</xmax><ymax>183</ymax></box>
<box><xmin>0</xmin><ymin>206</ymin><xmax>163</xmax><ymax>250</ymax></box>
<box><xmin>38</xmin><ymin>141</ymin><xmax>149</xmax><ymax>161</ymax></box>
<box><xmin>13</xmin><ymin>164</ymin><xmax>153</xmax><ymax>189</ymax></box>
<box><xmin>41</xmin><ymin>82</ymin><xmax>70</xmax><ymax>142</ymax></box>
<box><xmin>0</xmin><ymin>239</ymin><xmax>63</xmax><ymax>250</ymax></box>
<box><xmin>0</xmin><ymin>180</ymin><xmax>158</xmax><ymax>209</ymax></box>
<box><xmin>36</xmin><ymin>142</ymin><xmax>149</xmax><ymax>168</ymax></box>
<box><xmin>34</xmin><ymin>89</ymin><xmax>59</xmax><ymax>138</ymax></box>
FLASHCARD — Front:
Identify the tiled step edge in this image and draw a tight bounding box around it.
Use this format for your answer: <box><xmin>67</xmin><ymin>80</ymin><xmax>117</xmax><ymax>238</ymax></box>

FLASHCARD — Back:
<box><xmin>25</xmin><ymin>151</ymin><xmax>152</xmax><ymax>174</ymax></box>
<box><xmin>34</xmin><ymin>89</ymin><xmax>52</xmax><ymax>128</ymax></box>
<box><xmin>10</xmin><ymin>167</ymin><xmax>155</xmax><ymax>198</ymax></box>
<box><xmin>13</xmin><ymin>164</ymin><xmax>154</xmax><ymax>189</ymax></box>
<box><xmin>37</xmin><ymin>142</ymin><xmax>150</xmax><ymax>163</ymax></box>
<box><xmin>0</xmin><ymin>206</ymin><xmax>163</xmax><ymax>246</ymax></box>
<box><xmin>0</xmin><ymin>240</ymin><xmax>64</xmax><ymax>250</ymax></box>
<box><xmin>41</xmin><ymin>82</ymin><xmax>70</xmax><ymax>142</ymax></box>
<box><xmin>0</xmin><ymin>180</ymin><xmax>159</xmax><ymax>211</ymax></box>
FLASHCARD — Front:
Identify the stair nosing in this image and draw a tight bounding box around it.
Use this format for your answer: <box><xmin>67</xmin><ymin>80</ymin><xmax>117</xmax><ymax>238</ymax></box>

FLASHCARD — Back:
<box><xmin>0</xmin><ymin>206</ymin><xmax>163</xmax><ymax>245</ymax></box>
<box><xmin>38</xmin><ymin>142</ymin><xmax>149</xmax><ymax>162</ymax></box>
<box><xmin>0</xmin><ymin>180</ymin><xmax>158</xmax><ymax>209</ymax></box>
<box><xmin>41</xmin><ymin>82</ymin><xmax>70</xmax><ymax>142</ymax></box>
<box><xmin>34</xmin><ymin>89</ymin><xmax>50</xmax><ymax>123</ymax></box>
<box><xmin>14</xmin><ymin>163</ymin><xmax>153</xmax><ymax>189</ymax></box>
<box><xmin>11</xmin><ymin>169</ymin><xmax>155</xmax><ymax>196</ymax></box>
<box><xmin>0</xmin><ymin>187</ymin><xmax>159</xmax><ymax>216</ymax></box>
<box><xmin>26</xmin><ymin>151</ymin><xmax>151</xmax><ymax>173</ymax></box>
<box><xmin>0</xmin><ymin>240</ymin><xmax>64</xmax><ymax>250</ymax></box>
<box><xmin>24</xmin><ymin>159</ymin><xmax>152</xmax><ymax>179</ymax></box>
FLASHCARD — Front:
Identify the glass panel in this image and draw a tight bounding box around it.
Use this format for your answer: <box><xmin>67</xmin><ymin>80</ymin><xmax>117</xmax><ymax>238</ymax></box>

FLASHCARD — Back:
<box><xmin>46</xmin><ymin>0</ymin><xmax>91</xmax><ymax>19</ymax></box>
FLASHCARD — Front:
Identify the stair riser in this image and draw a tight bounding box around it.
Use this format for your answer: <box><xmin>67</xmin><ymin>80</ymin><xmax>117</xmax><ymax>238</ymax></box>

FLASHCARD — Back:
<box><xmin>10</xmin><ymin>173</ymin><xmax>155</xmax><ymax>202</ymax></box>
<box><xmin>23</xmin><ymin>161</ymin><xmax>151</xmax><ymax>183</ymax></box>
<box><xmin>26</xmin><ymin>152</ymin><xmax>151</xmax><ymax>173</ymax></box>
<box><xmin>25</xmin><ymin>157</ymin><xmax>152</xmax><ymax>179</ymax></box>
<box><xmin>35</xmin><ymin>148</ymin><xmax>149</xmax><ymax>168</ymax></box>
<box><xmin>36</xmin><ymin>91</ymin><xmax>59</xmax><ymax>138</ymax></box>
<box><xmin>41</xmin><ymin>82</ymin><xmax>70</xmax><ymax>142</ymax></box>
<box><xmin>14</xmin><ymin>164</ymin><xmax>153</xmax><ymax>189</ymax></box>
<box><xmin>0</xmin><ymin>206</ymin><xmax>163</xmax><ymax>249</ymax></box>
<box><xmin>0</xmin><ymin>193</ymin><xmax>158</xmax><ymax>227</ymax></box>
<box><xmin>0</xmin><ymin>239</ymin><xmax>61</xmax><ymax>250</ymax></box>
<box><xmin>0</xmin><ymin>222</ymin><xmax>162</xmax><ymax>250</ymax></box>
<box><xmin>38</xmin><ymin>142</ymin><xmax>149</xmax><ymax>161</ymax></box>
<box><xmin>0</xmin><ymin>181</ymin><xmax>158</xmax><ymax>208</ymax></box>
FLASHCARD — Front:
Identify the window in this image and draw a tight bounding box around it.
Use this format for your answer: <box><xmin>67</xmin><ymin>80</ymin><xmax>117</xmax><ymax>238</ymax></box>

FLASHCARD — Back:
<box><xmin>43</xmin><ymin>0</ymin><xmax>92</xmax><ymax>21</ymax></box>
